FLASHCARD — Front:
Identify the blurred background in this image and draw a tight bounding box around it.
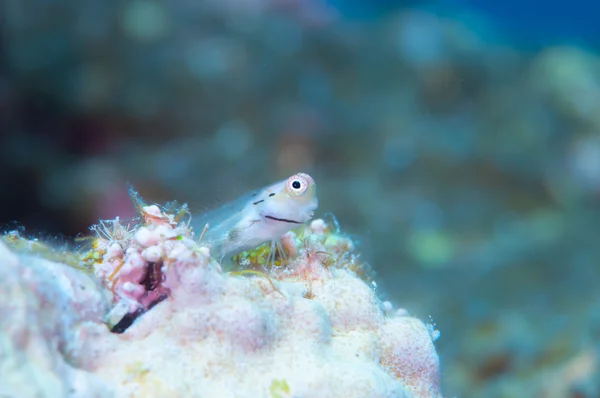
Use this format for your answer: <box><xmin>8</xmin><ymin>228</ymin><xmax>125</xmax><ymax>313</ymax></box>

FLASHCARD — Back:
<box><xmin>2</xmin><ymin>0</ymin><xmax>600</xmax><ymax>396</ymax></box>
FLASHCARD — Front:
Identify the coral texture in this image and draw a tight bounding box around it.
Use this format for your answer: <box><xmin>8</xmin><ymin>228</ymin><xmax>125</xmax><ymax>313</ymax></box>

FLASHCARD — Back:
<box><xmin>0</xmin><ymin>204</ymin><xmax>441</xmax><ymax>398</ymax></box>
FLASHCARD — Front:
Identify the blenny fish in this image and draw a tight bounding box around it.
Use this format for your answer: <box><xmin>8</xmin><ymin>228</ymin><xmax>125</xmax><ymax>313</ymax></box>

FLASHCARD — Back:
<box><xmin>193</xmin><ymin>173</ymin><xmax>318</xmax><ymax>260</ymax></box>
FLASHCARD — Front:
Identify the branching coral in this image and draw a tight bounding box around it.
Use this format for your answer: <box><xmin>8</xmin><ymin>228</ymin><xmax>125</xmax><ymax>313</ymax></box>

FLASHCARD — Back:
<box><xmin>1</xmin><ymin>192</ymin><xmax>442</xmax><ymax>398</ymax></box>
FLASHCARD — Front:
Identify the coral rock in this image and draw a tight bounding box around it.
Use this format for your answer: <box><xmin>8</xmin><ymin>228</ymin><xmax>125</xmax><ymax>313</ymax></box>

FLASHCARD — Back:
<box><xmin>1</xmin><ymin>212</ymin><xmax>442</xmax><ymax>398</ymax></box>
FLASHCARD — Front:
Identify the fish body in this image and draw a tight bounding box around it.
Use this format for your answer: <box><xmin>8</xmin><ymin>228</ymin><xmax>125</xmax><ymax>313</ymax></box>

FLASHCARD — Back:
<box><xmin>194</xmin><ymin>173</ymin><xmax>318</xmax><ymax>259</ymax></box>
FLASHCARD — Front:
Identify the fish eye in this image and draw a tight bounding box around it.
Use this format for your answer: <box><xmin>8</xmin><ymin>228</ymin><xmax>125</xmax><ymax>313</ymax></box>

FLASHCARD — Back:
<box><xmin>285</xmin><ymin>174</ymin><xmax>310</xmax><ymax>196</ymax></box>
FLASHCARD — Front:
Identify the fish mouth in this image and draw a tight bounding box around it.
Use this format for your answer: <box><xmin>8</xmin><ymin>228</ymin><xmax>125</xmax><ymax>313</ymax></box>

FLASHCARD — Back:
<box><xmin>264</xmin><ymin>215</ymin><xmax>303</xmax><ymax>224</ymax></box>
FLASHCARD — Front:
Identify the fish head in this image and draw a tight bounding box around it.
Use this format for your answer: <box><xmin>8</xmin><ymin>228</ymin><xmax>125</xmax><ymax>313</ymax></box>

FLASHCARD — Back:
<box><xmin>258</xmin><ymin>173</ymin><xmax>318</xmax><ymax>224</ymax></box>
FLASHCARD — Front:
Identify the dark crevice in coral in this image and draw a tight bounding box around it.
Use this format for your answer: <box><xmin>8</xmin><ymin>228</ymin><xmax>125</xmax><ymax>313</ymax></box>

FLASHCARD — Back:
<box><xmin>111</xmin><ymin>309</ymin><xmax>144</xmax><ymax>334</ymax></box>
<box><xmin>110</xmin><ymin>260</ymin><xmax>169</xmax><ymax>334</ymax></box>
<box><xmin>142</xmin><ymin>261</ymin><xmax>164</xmax><ymax>291</ymax></box>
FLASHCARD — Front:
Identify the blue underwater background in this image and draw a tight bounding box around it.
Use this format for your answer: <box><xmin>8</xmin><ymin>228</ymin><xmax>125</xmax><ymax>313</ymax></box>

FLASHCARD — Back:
<box><xmin>336</xmin><ymin>0</ymin><xmax>600</xmax><ymax>48</ymax></box>
<box><xmin>2</xmin><ymin>0</ymin><xmax>600</xmax><ymax>396</ymax></box>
